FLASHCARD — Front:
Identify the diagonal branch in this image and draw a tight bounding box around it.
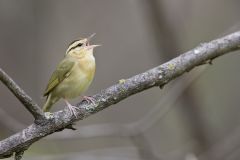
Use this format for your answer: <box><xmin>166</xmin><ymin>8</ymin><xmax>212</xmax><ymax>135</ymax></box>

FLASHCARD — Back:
<box><xmin>0</xmin><ymin>31</ymin><xmax>240</xmax><ymax>159</ymax></box>
<box><xmin>0</xmin><ymin>69</ymin><xmax>45</xmax><ymax>121</ymax></box>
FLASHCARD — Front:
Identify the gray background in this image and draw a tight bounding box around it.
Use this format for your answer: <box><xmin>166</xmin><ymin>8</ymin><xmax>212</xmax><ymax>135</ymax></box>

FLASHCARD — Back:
<box><xmin>0</xmin><ymin>0</ymin><xmax>240</xmax><ymax>160</ymax></box>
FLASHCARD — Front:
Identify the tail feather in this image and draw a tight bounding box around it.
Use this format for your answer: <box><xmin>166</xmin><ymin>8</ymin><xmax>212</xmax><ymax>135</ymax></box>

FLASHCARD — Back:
<box><xmin>43</xmin><ymin>94</ymin><xmax>59</xmax><ymax>112</ymax></box>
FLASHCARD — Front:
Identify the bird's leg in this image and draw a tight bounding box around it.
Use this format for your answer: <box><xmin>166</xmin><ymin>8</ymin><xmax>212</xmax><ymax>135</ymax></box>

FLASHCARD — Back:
<box><xmin>83</xmin><ymin>96</ymin><xmax>96</xmax><ymax>105</ymax></box>
<box><xmin>64</xmin><ymin>99</ymin><xmax>80</xmax><ymax>118</ymax></box>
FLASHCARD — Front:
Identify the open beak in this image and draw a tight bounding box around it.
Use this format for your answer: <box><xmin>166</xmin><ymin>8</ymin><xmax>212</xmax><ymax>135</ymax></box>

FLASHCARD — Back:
<box><xmin>85</xmin><ymin>33</ymin><xmax>101</xmax><ymax>50</ymax></box>
<box><xmin>86</xmin><ymin>33</ymin><xmax>96</xmax><ymax>43</ymax></box>
<box><xmin>86</xmin><ymin>44</ymin><xmax>101</xmax><ymax>50</ymax></box>
<box><xmin>86</xmin><ymin>33</ymin><xmax>96</xmax><ymax>46</ymax></box>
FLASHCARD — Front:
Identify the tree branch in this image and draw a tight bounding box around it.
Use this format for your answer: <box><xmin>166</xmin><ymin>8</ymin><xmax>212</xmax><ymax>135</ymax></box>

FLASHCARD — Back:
<box><xmin>0</xmin><ymin>31</ymin><xmax>240</xmax><ymax>159</ymax></box>
<box><xmin>0</xmin><ymin>69</ymin><xmax>45</xmax><ymax>121</ymax></box>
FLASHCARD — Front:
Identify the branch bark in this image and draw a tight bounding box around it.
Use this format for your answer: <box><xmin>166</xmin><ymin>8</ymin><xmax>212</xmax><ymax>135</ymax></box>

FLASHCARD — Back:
<box><xmin>0</xmin><ymin>31</ymin><xmax>240</xmax><ymax>159</ymax></box>
<box><xmin>0</xmin><ymin>69</ymin><xmax>45</xmax><ymax>121</ymax></box>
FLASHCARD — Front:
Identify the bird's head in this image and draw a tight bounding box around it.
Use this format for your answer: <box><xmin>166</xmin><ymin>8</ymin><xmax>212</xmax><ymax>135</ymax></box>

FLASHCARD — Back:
<box><xmin>65</xmin><ymin>33</ymin><xmax>100</xmax><ymax>58</ymax></box>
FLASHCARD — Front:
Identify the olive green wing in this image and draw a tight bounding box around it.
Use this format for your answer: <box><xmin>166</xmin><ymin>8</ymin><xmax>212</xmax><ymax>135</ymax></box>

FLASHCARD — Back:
<box><xmin>43</xmin><ymin>58</ymin><xmax>76</xmax><ymax>96</ymax></box>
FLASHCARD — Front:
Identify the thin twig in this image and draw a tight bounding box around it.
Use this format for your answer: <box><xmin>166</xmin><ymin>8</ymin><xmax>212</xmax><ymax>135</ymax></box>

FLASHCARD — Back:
<box><xmin>0</xmin><ymin>31</ymin><xmax>240</xmax><ymax>159</ymax></box>
<box><xmin>0</xmin><ymin>69</ymin><xmax>45</xmax><ymax>121</ymax></box>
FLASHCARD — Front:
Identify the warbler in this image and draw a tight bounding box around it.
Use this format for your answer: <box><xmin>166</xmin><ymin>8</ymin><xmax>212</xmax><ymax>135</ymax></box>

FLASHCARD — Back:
<box><xmin>43</xmin><ymin>33</ymin><xmax>100</xmax><ymax>117</ymax></box>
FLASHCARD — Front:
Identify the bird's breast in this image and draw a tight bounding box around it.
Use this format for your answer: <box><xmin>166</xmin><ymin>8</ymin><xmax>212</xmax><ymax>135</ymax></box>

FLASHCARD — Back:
<box><xmin>78</xmin><ymin>55</ymin><xmax>96</xmax><ymax>81</ymax></box>
<box><xmin>54</xmin><ymin>55</ymin><xmax>96</xmax><ymax>99</ymax></box>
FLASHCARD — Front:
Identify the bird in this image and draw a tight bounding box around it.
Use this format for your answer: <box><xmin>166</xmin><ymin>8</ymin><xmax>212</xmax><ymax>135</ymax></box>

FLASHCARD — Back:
<box><xmin>42</xmin><ymin>33</ymin><xmax>100</xmax><ymax>117</ymax></box>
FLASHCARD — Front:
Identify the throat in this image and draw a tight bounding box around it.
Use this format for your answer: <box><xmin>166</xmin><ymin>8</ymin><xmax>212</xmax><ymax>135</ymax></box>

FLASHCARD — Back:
<box><xmin>78</xmin><ymin>55</ymin><xmax>96</xmax><ymax>71</ymax></box>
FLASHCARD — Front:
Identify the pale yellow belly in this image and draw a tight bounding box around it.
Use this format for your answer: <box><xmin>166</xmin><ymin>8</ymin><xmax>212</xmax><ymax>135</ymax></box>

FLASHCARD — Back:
<box><xmin>53</xmin><ymin>67</ymin><xmax>94</xmax><ymax>99</ymax></box>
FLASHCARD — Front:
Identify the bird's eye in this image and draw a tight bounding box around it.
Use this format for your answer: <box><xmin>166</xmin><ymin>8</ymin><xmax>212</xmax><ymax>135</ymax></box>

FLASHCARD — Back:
<box><xmin>77</xmin><ymin>43</ymin><xmax>83</xmax><ymax>47</ymax></box>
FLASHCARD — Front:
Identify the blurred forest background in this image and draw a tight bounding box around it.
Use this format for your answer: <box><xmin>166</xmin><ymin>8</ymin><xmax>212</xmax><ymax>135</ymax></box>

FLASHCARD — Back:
<box><xmin>1</xmin><ymin>0</ymin><xmax>240</xmax><ymax>160</ymax></box>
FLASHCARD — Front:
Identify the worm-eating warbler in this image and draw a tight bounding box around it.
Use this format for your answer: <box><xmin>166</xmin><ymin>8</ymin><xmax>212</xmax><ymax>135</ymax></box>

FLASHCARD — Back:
<box><xmin>43</xmin><ymin>34</ymin><xmax>100</xmax><ymax>117</ymax></box>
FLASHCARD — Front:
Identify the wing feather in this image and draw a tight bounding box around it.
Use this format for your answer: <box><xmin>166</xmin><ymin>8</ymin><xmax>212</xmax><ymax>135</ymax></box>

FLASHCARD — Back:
<box><xmin>43</xmin><ymin>57</ymin><xmax>76</xmax><ymax>96</ymax></box>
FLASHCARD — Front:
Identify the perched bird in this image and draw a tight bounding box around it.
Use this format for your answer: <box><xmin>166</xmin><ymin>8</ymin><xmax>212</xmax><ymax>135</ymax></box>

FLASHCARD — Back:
<box><xmin>43</xmin><ymin>34</ymin><xmax>100</xmax><ymax>117</ymax></box>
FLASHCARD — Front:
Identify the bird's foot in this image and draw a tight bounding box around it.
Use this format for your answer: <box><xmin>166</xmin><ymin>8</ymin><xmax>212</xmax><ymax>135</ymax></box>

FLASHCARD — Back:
<box><xmin>64</xmin><ymin>100</ymin><xmax>80</xmax><ymax>118</ymax></box>
<box><xmin>83</xmin><ymin>96</ymin><xmax>96</xmax><ymax>105</ymax></box>
<box><xmin>67</xmin><ymin>104</ymin><xmax>81</xmax><ymax>118</ymax></box>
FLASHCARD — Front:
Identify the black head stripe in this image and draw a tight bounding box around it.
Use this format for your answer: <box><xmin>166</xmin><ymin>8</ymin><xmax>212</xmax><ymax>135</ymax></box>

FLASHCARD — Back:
<box><xmin>69</xmin><ymin>39</ymin><xmax>79</xmax><ymax>46</ymax></box>
<box><xmin>68</xmin><ymin>42</ymin><xmax>83</xmax><ymax>52</ymax></box>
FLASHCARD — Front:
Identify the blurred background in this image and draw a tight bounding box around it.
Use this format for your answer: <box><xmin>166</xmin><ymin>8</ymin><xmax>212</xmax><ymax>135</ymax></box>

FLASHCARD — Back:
<box><xmin>0</xmin><ymin>0</ymin><xmax>240</xmax><ymax>160</ymax></box>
